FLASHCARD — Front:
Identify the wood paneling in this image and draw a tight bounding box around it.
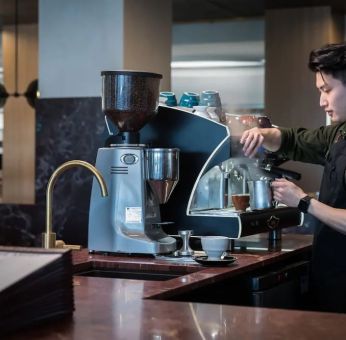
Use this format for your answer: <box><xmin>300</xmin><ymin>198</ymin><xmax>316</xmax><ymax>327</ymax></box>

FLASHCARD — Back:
<box><xmin>2</xmin><ymin>24</ymin><xmax>37</xmax><ymax>204</ymax></box>
<box><xmin>124</xmin><ymin>0</ymin><xmax>172</xmax><ymax>90</ymax></box>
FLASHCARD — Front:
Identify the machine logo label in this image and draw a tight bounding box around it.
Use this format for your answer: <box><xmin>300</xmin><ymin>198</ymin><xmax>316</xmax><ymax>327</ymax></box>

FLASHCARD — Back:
<box><xmin>267</xmin><ymin>215</ymin><xmax>280</xmax><ymax>229</ymax></box>
<box><xmin>125</xmin><ymin>207</ymin><xmax>142</xmax><ymax>223</ymax></box>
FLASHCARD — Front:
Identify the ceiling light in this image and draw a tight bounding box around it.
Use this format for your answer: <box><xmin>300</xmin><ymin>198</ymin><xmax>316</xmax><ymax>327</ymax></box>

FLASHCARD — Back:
<box><xmin>171</xmin><ymin>60</ymin><xmax>265</xmax><ymax>69</ymax></box>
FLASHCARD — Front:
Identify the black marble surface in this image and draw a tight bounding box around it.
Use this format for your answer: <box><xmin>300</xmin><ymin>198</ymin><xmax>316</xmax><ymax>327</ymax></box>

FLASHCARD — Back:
<box><xmin>0</xmin><ymin>97</ymin><xmax>107</xmax><ymax>247</ymax></box>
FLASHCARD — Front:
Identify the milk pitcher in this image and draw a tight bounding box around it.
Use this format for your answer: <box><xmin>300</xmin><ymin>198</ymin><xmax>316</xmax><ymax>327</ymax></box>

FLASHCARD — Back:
<box><xmin>247</xmin><ymin>179</ymin><xmax>274</xmax><ymax>210</ymax></box>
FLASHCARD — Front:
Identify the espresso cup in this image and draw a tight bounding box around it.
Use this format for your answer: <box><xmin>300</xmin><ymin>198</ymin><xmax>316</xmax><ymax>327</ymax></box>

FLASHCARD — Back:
<box><xmin>200</xmin><ymin>90</ymin><xmax>222</xmax><ymax>108</ymax></box>
<box><xmin>159</xmin><ymin>91</ymin><xmax>177</xmax><ymax>107</ymax></box>
<box><xmin>179</xmin><ymin>92</ymin><xmax>199</xmax><ymax>108</ymax></box>
<box><xmin>192</xmin><ymin>105</ymin><xmax>210</xmax><ymax>118</ymax></box>
<box><xmin>231</xmin><ymin>194</ymin><xmax>250</xmax><ymax>211</ymax></box>
<box><xmin>201</xmin><ymin>236</ymin><xmax>230</xmax><ymax>260</ymax></box>
<box><xmin>206</xmin><ymin>107</ymin><xmax>220</xmax><ymax>122</ymax></box>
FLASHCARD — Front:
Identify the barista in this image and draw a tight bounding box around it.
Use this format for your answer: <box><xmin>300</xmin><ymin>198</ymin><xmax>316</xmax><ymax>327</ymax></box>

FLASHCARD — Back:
<box><xmin>240</xmin><ymin>42</ymin><xmax>346</xmax><ymax>313</ymax></box>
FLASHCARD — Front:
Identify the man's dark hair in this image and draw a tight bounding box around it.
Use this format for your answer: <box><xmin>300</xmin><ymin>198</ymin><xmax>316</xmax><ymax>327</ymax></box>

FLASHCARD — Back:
<box><xmin>309</xmin><ymin>42</ymin><xmax>346</xmax><ymax>84</ymax></box>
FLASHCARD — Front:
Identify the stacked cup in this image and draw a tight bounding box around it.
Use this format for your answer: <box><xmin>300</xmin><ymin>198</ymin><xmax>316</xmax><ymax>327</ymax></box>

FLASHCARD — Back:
<box><xmin>179</xmin><ymin>92</ymin><xmax>200</xmax><ymax>108</ymax></box>
<box><xmin>199</xmin><ymin>90</ymin><xmax>223</xmax><ymax>122</ymax></box>
<box><xmin>159</xmin><ymin>91</ymin><xmax>178</xmax><ymax>107</ymax></box>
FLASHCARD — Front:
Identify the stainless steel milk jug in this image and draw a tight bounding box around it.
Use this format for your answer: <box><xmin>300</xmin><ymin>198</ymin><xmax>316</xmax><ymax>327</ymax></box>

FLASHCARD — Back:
<box><xmin>247</xmin><ymin>179</ymin><xmax>273</xmax><ymax>210</ymax></box>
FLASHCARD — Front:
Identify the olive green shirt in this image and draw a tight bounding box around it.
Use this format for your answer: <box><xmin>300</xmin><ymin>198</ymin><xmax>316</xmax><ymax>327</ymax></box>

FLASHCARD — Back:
<box><xmin>277</xmin><ymin>122</ymin><xmax>346</xmax><ymax>166</ymax></box>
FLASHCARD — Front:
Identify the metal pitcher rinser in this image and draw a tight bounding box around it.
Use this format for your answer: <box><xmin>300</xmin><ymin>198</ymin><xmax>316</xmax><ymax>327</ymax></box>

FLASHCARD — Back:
<box><xmin>247</xmin><ymin>179</ymin><xmax>274</xmax><ymax>210</ymax></box>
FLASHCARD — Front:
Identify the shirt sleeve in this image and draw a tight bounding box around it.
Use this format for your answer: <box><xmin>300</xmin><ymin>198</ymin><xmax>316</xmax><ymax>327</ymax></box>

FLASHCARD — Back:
<box><xmin>276</xmin><ymin>125</ymin><xmax>339</xmax><ymax>166</ymax></box>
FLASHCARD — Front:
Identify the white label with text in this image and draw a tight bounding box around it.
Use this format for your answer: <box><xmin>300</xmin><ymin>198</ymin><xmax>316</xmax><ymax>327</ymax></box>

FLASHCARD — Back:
<box><xmin>125</xmin><ymin>207</ymin><xmax>142</xmax><ymax>223</ymax></box>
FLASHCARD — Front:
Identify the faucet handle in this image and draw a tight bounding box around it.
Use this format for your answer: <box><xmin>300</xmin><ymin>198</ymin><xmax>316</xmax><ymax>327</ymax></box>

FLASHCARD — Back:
<box><xmin>55</xmin><ymin>240</ymin><xmax>81</xmax><ymax>250</ymax></box>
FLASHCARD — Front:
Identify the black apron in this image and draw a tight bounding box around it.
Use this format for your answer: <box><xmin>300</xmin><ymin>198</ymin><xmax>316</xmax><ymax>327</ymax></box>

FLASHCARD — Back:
<box><xmin>310</xmin><ymin>137</ymin><xmax>346</xmax><ymax>313</ymax></box>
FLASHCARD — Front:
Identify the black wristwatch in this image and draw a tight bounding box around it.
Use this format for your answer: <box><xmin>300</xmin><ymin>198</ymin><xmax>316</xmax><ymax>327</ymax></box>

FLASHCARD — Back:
<box><xmin>298</xmin><ymin>195</ymin><xmax>312</xmax><ymax>213</ymax></box>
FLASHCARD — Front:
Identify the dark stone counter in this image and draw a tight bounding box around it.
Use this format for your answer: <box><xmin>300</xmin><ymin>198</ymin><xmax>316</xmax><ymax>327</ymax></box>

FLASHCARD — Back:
<box><xmin>8</xmin><ymin>234</ymin><xmax>346</xmax><ymax>339</ymax></box>
<box><xmin>72</xmin><ymin>233</ymin><xmax>313</xmax><ymax>301</ymax></box>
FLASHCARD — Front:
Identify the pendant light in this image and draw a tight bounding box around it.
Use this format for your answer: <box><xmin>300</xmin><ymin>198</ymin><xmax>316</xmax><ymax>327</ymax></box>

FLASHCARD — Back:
<box><xmin>0</xmin><ymin>0</ymin><xmax>38</xmax><ymax>109</ymax></box>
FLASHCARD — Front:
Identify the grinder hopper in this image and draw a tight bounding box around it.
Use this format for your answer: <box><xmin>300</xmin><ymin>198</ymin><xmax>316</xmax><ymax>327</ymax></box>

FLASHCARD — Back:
<box><xmin>101</xmin><ymin>70</ymin><xmax>162</xmax><ymax>143</ymax></box>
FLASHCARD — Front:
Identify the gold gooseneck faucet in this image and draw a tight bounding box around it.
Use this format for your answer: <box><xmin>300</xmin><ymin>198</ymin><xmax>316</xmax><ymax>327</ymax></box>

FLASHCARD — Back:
<box><xmin>42</xmin><ymin>160</ymin><xmax>108</xmax><ymax>249</ymax></box>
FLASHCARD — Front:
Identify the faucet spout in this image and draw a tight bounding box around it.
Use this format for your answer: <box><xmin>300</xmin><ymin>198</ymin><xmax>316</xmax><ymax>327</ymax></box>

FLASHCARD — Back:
<box><xmin>42</xmin><ymin>160</ymin><xmax>108</xmax><ymax>249</ymax></box>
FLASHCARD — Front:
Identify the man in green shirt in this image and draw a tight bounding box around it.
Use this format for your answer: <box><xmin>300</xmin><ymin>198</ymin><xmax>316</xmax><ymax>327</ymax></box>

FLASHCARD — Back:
<box><xmin>241</xmin><ymin>42</ymin><xmax>346</xmax><ymax>313</ymax></box>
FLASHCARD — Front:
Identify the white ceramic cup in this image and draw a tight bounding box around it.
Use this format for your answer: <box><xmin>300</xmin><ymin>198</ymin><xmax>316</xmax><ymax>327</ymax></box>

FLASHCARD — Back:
<box><xmin>206</xmin><ymin>107</ymin><xmax>220</xmax><ymax>122</ymax></box>
<box><xmin>192</xmin><ymin>105</ymin><xmax>210</xmax><ymax>118</ymax></box>
<box><xmin>201</xmin><ymin>236</ymin><xmax>230</xmax><ymax>260</ymax></box>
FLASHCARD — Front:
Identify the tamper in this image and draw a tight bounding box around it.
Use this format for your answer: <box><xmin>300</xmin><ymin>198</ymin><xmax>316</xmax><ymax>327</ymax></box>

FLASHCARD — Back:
<box><xmin>176</xmin><ymin>230</ymin><xmax>194</xmax><ymax>256</ymax></box>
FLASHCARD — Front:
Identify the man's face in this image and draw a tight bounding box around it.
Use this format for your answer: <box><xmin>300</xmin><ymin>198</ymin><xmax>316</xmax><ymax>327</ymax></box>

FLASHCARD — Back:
<box><xmin>316</xmin><ymin>71</ymin><xmax>346</xmax><ymax>123</ymax></box>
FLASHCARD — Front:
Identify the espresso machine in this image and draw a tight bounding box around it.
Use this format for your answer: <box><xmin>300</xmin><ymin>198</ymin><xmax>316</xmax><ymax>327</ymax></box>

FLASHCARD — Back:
<box><xmin>140</xmin><ymin>106</ymin><xmax>303</xmax><ymax>240</ymax></box>
<box><xmin>88</xmin><ymin>71</ymin><xmax>179</xmax><ymax>254</ymax></box>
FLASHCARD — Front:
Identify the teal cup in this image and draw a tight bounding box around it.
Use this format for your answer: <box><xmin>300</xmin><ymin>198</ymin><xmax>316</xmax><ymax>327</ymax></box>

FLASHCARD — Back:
<box><xmin>200</xmin><ymin>90</ymin><xmax>222</xmax><ymax>109</ymax></box>
<box><xmin>160</xmin><ymin>91</ymin><xmax>177</xmax><ymax>106</ymax></box>
<box><xmin>179</xmin><ymin>92</ymin><xmax>199</xmax><ymax>108</ymax></box>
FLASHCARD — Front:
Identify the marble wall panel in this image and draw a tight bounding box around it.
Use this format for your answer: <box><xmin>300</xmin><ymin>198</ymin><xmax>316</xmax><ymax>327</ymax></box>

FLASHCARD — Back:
<box><xmin>0</xmin><ymin>97</ymin><xmax>107</xmax><ymax>247</ymax></box>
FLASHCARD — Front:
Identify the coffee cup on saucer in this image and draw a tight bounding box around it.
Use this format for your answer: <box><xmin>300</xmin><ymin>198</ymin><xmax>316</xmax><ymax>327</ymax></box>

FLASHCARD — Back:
<box><xmin>200</xmin><ymin>236</ymin><xmax>230</xmax><ymax>260</ymax></box>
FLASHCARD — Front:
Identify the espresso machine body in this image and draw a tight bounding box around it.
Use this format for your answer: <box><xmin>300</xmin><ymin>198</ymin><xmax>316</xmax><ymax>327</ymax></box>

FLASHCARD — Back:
<box><xmin>141</xmin><ymin>106</ymin><xmax>303</xmax><ymax>238</ymax></box>
<box><xmin>89</xmin><ymin>69</ymin><xmax>302</xmax><ymax>253</ymax></box>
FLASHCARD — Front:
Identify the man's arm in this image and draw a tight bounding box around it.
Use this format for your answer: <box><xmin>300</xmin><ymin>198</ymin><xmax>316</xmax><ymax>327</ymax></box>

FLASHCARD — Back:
<box><xmin>240</xmin><ymin>127</ymin><xmax>282</xmax><ymax>158</ymax></box>
<box><xmin>308</xmin><ymin>199</ymin><xmax>346</xmax><ymax>235</ymax></box>
<box><xmin>272</xmin><ymin>178</ymin><xmax>346</xmax><ymax>235</ymax></box>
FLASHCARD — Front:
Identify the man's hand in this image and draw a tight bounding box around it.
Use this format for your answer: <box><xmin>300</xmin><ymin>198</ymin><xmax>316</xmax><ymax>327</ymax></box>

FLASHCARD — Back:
<box><xmin>240</xmin><ymin>127</ymin><xmax>264</xmax><ymax>158</ymax></box>
<box><xmin>271</xmin><ymin>178</ymin><xmax>306</xmax><ymax>207</ymax></box>
<box><xmin>240</xmin><ymin>127</ymin><xmax>282</xmax><ymax>158</ymax></box>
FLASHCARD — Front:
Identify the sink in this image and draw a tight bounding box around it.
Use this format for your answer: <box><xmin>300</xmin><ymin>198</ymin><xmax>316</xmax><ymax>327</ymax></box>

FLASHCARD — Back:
<box><xmin>74</xmin><ymin>261</ymin><xmax>195</xmax><ymax>281</ymax></box>
<box><xmin>75</xmin><ymin>268</ymin><xmax>186</xmax><ymax>281</ymax></box>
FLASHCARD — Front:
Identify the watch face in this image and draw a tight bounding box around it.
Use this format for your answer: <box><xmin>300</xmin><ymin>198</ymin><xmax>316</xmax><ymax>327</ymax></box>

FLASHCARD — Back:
<box><xmin>298</xmin><ymin>196</ymin><xmax>311</xmax><ymax>213</ymax></box>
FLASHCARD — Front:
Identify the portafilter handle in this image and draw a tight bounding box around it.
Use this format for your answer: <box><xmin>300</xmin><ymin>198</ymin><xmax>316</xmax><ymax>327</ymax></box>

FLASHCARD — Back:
<box><xmin>262</xmin><ymin>164</ymin><xmax>301</xmax><ymax>180</ymax></box>
<box><xmin>176</xmin><ymin>230</ymin><xmax>194</xmax><ymax>256</ymax></box>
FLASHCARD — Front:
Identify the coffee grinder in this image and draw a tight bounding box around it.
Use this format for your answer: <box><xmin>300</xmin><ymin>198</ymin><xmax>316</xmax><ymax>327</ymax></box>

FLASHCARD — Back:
<box><xmin>88</xmin><ymin>71</ymin><xmax>179</xmax><ymax>254</ymax></box>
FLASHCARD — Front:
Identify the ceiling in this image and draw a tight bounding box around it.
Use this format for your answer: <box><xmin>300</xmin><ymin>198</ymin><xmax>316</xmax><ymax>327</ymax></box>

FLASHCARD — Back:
<box><xmin>0</xmin><ymin>0</ymin><xmax>38</xmax><ymax>25</ymax></box>
<box><xmin>173</xmin><ymin>0</ymin><xmax>346</xmax><ymax>22</ymax></box>
<box><xmin>1</xmin><ymin>0</ymin><xmax>346</xmax><ymax>25</ymax></box>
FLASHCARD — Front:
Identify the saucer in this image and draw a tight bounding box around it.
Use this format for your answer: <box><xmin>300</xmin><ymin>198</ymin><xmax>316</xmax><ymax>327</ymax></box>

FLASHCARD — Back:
<box><xmin>193</xmin><ymin>255</ymin><xmax>237</xmax><ymax>266</ymax></box>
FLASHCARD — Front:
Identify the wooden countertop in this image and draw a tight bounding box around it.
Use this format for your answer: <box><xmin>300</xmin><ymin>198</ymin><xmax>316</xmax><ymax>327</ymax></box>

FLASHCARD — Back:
<box><xmin>7</xmin><ymin>234</ymin><xmax>346</xmax><ymax>339</ymax></box>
